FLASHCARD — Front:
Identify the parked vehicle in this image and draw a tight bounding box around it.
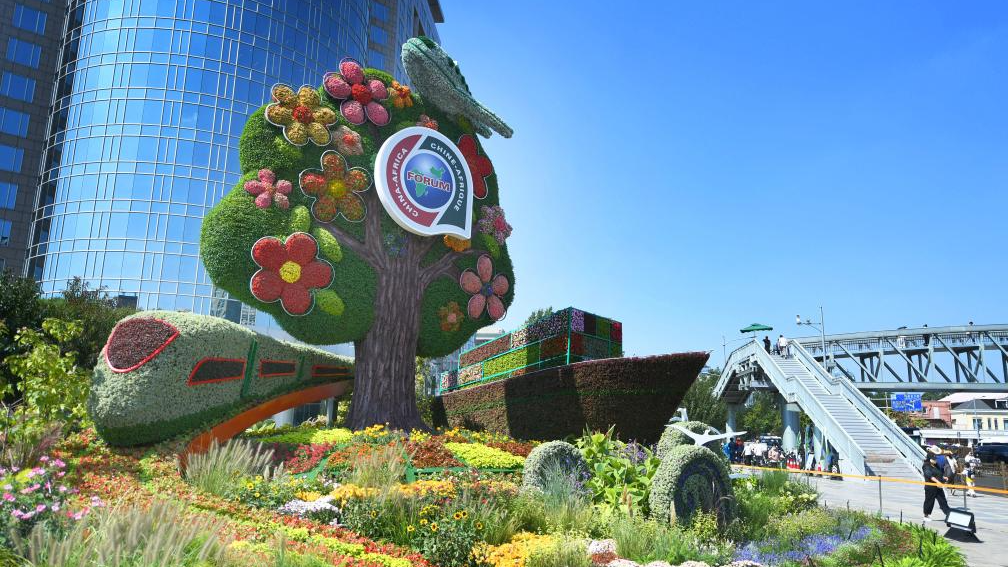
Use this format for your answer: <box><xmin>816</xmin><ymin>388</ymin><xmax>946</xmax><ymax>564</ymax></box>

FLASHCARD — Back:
<box><xmin>975</xmin><ymin>443</ymin><xmax>1008</xmax><ymax>464</ymax></box>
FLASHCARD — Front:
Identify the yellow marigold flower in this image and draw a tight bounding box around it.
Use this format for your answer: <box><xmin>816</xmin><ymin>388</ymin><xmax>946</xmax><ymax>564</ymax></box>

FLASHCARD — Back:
<box><xmin>407</xmin><ymin>525</ymin><xmax>415</xmax><ymax>533</ymax></box>
<box><xmin>370</xmin><ymin>510</ymin><xmax>377</xmax><ymax>518</ymax></box>
<box><xmin>453</xmin><ymin>511</ymin><xmax>463</xmax><ymax>521</ymax></box>
<box><xmin>420</xmin><ymin>518</ymin><xmax>428</xmax><ymax>525</ymax></box>
<box><xmin>430</xmin><ymin>522</ymin><xmax>438</xmax><ymax>532</ymax></box>
<box><xmin>461</xmin><ymin>510</ymin><xmax>469</xmax><ymax>519</ymax></box>
<box><xmin>475</xmin><ymin>521</ymin><xmax>483</xmax><ymax>530</ymax></box>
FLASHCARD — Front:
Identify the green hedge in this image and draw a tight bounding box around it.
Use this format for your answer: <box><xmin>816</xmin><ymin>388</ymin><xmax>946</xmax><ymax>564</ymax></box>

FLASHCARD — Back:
<box><xmin>89</xmin><ymin>311</ymin><xmax>353</xmax><ymax>446</ymax></box>
<box><xmin>432</xmin><ymin>352</ymin><xmax>709</xmax><ymax>443</ymax></box>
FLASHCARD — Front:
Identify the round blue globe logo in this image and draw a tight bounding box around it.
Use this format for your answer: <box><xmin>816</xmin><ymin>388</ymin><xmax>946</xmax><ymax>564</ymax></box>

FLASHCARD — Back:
<box><xmin>403</xmin><ymin>152</ymin><xmax>453</xmax><ymax>210</ymax></box>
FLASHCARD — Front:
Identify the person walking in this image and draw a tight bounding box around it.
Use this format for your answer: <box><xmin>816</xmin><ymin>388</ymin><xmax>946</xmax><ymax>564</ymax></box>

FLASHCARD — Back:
<box><xmin>964</xmin><ymin>450</ymin><xmax>980</xmax><ymax>497</ymax></box>
<box><xmin>763</xmin><ymin>335</ymin><xmax>772</xmax><ymax>353</ymax></box>
<box><xmin>723</xmin><ymin>438</ymin><xmax>733</xmax><ymax>461</ymax></box>
<box><xmin>777</xmin><ymin>334</ymin><xmax>788</xmax><ymax>358</ymax></box>
<box><xmin>923</xmin><ymin>448</ymin><xmax>951</xmax><ymax>521</ymax></box>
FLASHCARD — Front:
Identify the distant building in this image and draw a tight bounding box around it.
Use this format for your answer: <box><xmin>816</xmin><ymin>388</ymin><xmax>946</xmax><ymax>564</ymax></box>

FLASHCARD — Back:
<box><xmin>920</xmin><ymin>400</ymin><xmax>951</xmax><ymax>427</ymax></box>
<box><xmin>950</xmin><ymin>396</ymin><xmax>1008</xmax><ymax>433</ymax></box>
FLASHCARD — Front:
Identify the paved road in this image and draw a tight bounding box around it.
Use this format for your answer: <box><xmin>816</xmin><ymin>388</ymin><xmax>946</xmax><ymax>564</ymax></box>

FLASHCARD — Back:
<box><xmin>809</xmin><ymin>476</ymin><xmax>1007</xmax><ymax>567</ymax></box>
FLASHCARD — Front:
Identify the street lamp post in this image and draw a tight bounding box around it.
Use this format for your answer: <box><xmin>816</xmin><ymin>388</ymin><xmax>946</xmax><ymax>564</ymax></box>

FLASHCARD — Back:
<box><xmin>797</xmin><ymin>306</ymin><xmax>828</xmax><ymax>370</ymax></box>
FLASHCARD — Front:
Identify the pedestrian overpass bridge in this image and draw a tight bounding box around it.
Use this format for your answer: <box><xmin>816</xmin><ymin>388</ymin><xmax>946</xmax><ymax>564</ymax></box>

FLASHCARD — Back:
<box><xmin>715</xmin><ymin>324</ymin><xmax>1008</xmax><ymax>481</ymax></box>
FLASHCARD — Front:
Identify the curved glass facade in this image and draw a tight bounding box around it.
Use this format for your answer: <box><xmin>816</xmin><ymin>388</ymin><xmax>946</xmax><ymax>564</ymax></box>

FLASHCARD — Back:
<box><xmin>27</xmin><ymin>0</ymin><xmax>440</xmax><ymax>331</ymax></box>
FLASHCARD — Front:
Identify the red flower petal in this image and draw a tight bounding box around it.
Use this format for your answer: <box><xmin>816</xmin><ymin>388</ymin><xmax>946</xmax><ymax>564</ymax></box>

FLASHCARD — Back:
<box><xmin>299</xmin><ymin>260</ymin><xmax>332</xmax><ymax>289</ymax></box>
<box><xmin>491</xmin><ymin>274</ymin><xmax>509</xmax><ymax>297</ymax></box>
<box><xmin>467</xmin><ymin>294</ymin><xmax>487</xmax><ymax>319</ymax></box>
<box><xmin>252</xmin><ymin>237</ymin><xmax>287</xmax><ymax>270</ymax></box>
<box><xmin>458</xmin><ymin>135</ymin><xmax>477</xmax><ymax>158</ymax></box>
<box><xmin>365</xmin><ymin>101</ymin><xmax>389</xmax><ymax>126</ymax></box>
<box><xmin>460</xmin><ymin>270</ymin><xmax>482</xmax><ymax>295</ymax></box>
<box><xmin>476</xmin><ymin>255</ymin><xmax>493</xmax><ymax>284</ymax></box>
<box><xmin>487</xmin><ymin>295</ymin><xmax>506</xmax><ymax>321</ymax></box>
<box><xmin>280</xmin><ymin>284</ymin><xmax>312</xmax><ymax>315</ymax></box>
<box><xmin>251</xmin><ymin>270</ymin><xmax>284</xmax><ymax>302</ymax></box>
<box><xmin>473</xmin><ymin>177</ymin><xmax>487</xmax><ymax>199</ymax></box>
<box><xmin>285</xmin><ymin>233</ymin><xmax>318</xmax><ymax>265</ymax></box>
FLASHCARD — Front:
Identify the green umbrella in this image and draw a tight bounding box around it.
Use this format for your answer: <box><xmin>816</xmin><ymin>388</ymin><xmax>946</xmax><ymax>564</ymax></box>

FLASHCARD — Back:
<box><xmin>740</xmin><ymin>323</ymin><xmax>773</xmax><ymax>334</ymax></box>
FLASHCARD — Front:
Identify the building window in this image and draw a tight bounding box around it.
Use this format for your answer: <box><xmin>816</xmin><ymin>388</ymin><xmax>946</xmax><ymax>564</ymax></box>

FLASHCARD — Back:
<box><xmin>0</xmin><ymin>219</ymin><xmax>12</xmax><ymax>246</ymax></box>
<box><xmin>0</xmin><ymin>182</ymin><xmax>16</xmax><ymax>209</ymax></box>
<box><xmin>0</xmin><ymin>107</ymin><xmax>29</xmax><ymax>137</ymax></box>
<box><xmin>13</xmin><ymin>4</ymin><xmax>47</xmax><ymax>35</ymax></box>
<box><xmin>0</xmin><ymin>144</ymin><xmax>24</xmax><ymax>172</ymax></box>
<box><xmin>370</xmin><ymin>24</ymin><xmax>387</xmax><ymax>46</ymax></box>
<box><xmin>972</xmin><ymin>418</ymin><xmax>983</xmax><ymax>430</ymax></box>
<box><xmin>0</xmin><ymin>72</ymin><xmax>36</xmax><ymax>102</ymax></box>
<box><xmin>6</xmin><ymin>38</ymin><xmax>42</xmax><ymax>68</ymax></box>
<box><xmin>372</xmin><ymin>3</ymin><xmax>389</xmax><ymax>22</ymax></box>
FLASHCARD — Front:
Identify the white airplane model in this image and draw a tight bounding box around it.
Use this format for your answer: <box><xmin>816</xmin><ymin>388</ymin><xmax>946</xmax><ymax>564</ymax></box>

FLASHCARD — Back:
<box><xmin>669</xmin><ymin>423</ymin><xmax>746</xmax><ymax>447</ymax></box>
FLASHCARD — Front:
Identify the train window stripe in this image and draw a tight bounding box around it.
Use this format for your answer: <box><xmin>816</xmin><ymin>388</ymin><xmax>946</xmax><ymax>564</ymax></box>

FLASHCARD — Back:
<box><xmin>105</xmin><ymin>318</ymin><xmax>180</xmax><ymax>373</ymax></box>
<box><xmin>259</xmin><ymin>359</ymin><xmax>296</xmax><ymax>378</ymax></box>
<box><xmin>311</xmin><ymin>364</ymin><xmax>351</xmax><ymax>378</ymax></box>
<box><xmin>188</xmin><ymin>358</ymin><xmax>246</xmax><ymax>386</ymax></box>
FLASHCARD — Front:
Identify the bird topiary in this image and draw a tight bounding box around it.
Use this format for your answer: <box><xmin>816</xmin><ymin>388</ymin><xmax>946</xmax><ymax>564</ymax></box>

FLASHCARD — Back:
<box><xmin>655</xmin><ymin>420</ymin><xmax>717</xmax><ymax>460</ymax></box>
<box><xmin>521</xmin><ymin>440</ymin><xmax>589</xmax><ymax>492</ymax></box>
<box><xmin>648</xmin><ymin>444</ymin><xmax>734</xmax><ymax>528</ymax></box>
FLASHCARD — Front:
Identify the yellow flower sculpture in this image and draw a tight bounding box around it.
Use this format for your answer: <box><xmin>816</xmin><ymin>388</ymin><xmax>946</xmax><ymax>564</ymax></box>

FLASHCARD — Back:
<box><xmin>265</xmin><ymin>84</ymin><xmax>337</xmax><ymax>146</ymax></box>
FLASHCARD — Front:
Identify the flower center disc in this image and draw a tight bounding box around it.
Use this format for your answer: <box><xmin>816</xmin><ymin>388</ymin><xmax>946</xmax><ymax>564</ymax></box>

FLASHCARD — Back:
<box><xmin>351</xmin><ymin>83</ymin><xmax>373</xmax><ymax>104</ymax></box>
<box><xmin>279</xmin><ymin>261</ymin><xmax>302</xmax><ymax>283</ymax></box>
<box><xmin>292</xmin><ymin>105</ymin><xmax>314</xmax><ymax>124</ymax></box>
<box><xmin>327</xmin><ymin>178</ymin><xmax>348</xmax><ymax>198</ymax></box>
<box><xmin>481</xmin><ymin>283</ymin><xmax>494</xmax><ymax>297</ymax></box>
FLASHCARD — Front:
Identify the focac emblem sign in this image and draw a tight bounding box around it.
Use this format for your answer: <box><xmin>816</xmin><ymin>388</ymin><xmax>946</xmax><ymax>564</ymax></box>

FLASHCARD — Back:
<box><xmin>374</xmin><ymin>126</ymin><xmax>474</xmax><ymax>238</ymax></box>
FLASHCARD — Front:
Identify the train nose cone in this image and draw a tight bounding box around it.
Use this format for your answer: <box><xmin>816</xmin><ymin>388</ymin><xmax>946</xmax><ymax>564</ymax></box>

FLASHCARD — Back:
<box><xmin>104</xmin><ymin>317</ymin><xmax>179</xmax><ymax>372</ymax></box>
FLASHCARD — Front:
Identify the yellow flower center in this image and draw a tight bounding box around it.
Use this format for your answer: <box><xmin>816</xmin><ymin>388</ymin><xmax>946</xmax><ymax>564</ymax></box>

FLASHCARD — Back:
<box><xmin>279</xmin><ymin>261</ymin><xmax>301</xmax><ymax>283</ymax></box>
<box><xmin>327</xmin><ymin>178</ymin><xmax>348</xmax><ymax>199</ymax></box>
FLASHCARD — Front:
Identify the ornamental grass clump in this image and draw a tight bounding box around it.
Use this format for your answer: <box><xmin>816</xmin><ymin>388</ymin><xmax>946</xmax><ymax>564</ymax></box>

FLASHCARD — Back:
<box><xmin>15</xmin><ymin>499</ymin><xmax>230</xmax><ymax>567</ymax></box>
<box><xmin>535</xmin><ymin>461</ymin><xmax>597</xmax><ymax>534</ymax></box>
<box><xmin>183</xmin><ymin>439</ymin><xmax>274</xmax><ymax>497</ymax></box>
<box><xmin>525</xmin><ymin>536</ymin><xmax>590</xmax><ymax>567</ymax></box>
<box><xmin>346</xmin><ymin>441</ymin><xmax>408</xmax><ymax>489</ymax></box>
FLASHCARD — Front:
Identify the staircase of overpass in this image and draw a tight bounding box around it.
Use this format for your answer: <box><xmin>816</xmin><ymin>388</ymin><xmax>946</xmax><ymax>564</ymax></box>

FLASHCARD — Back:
<box><xmin>717</xmin><ymin>339</ymin><xmax>926</xmax><ymax>480</ymax></box>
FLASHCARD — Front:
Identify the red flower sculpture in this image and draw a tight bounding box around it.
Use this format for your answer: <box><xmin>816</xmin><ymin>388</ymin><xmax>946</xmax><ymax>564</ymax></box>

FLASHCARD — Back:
<box><xmin>250</xmin><ymin>232</ymin><xmax>332</xmax><ymax>316</ymax></box>
<box><xmin>457</xmin><ymin>134</ymin><xmax>494</xmax><ymax>199</ymax></box>
<box><xmin>459</xmin><ymin>254</ymin><xmax>509</xmax><ymax>321</ymax></box>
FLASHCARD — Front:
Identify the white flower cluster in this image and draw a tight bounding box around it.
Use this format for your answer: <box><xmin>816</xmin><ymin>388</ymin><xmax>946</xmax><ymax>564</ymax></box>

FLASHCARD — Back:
<box><xmin>277</xmin><ymin>495</ymin><xmax>340</xmax><ymax>524</ymax></box>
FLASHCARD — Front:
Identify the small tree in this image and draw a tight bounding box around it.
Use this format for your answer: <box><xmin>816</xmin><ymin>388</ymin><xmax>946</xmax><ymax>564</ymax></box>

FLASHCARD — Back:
<box><xmin>201</xmin><ymin>45</ymin><xmax>514</xmax><ymax>430</ymax></box>
<box><xmin>523</xmin><ymin>307</ymin><xmax>554</xmax><ymax>327</ymax></box>
<box><xmin>0</xmin><ymin>271</ymin><xmax>45</xmax><ymax>397</ymax></box>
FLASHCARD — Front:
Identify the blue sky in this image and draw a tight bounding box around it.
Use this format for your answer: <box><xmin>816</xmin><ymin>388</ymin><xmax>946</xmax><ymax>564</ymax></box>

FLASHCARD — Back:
<box><xmin>438</xmin><ymin>1</ymin><xmax>1008</xmax><ymax>366</ymax></box>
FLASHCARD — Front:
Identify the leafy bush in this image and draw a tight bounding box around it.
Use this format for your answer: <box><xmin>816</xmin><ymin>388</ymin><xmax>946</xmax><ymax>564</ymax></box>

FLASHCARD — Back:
<box><xmin>526</xmin><ymin>536</ymin><xmax>590</xmax><ymax>567</ymax></box>
<box><xmin>184</xmin><ymin>439</ymin><xmax>274</xmax><ymax>496</ymax></box>
<box><xmin>606</xmin><ymin>512</ymin><xmax>730</xmax><ymax>565</ymax></box>
<box><xmin>14</xmin><ymin>499</ymin><xmax>230</xmax><ymax>567</ymax></box>
<box><xmin>0</xmin><ymin>416</ymin><xmax>61</xmax><ymax>470</ymax></box>
<box><xmin>346</xmin><ymin>442</ymin><xmax>408</xmax><ymax>489</ymax></box>
<box><xmin>0</xmin><ymin>456</ymin><xmax>80</xmax><ymax>548</ymax></box>
<box><xmin>443</xmin><ymin>442</ymin><xmax>524</xmax><ymax>469</ymax></box>
<box><xmin>648</xmin><ymin>444</ymin><xmax>734</xmax><ymax>528</ymax></box>
<box><xmin>576</xmin><ymin>427</ymin><xmax>660</xmax><ymax>516</ymax></box>
<box><xmin>521</xmin><ymin>440</ymin><xmax>588</xmax><ymax>492</ymax></box>
<box><xmin>230</xmin><ymin>471</ymin><xmax>317</xmax><ymax>509</ymax></box>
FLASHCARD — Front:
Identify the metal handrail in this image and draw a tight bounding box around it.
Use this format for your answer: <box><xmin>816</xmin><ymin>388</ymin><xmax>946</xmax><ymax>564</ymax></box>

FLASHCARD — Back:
<box><xmin>789</xmin><ymin>341</ymin><xmax>926</xmax><ymax>471</ymax></box>
<box><xmin>724</xmin><ymin>341</ymin><xmax>868</xmax><ymax>475</ymax></box>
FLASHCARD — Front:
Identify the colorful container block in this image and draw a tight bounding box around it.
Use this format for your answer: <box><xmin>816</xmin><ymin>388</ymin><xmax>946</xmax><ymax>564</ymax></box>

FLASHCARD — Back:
<box><xmin>438</xmin><ymin>307</ymin><xmax>623</xmax><ymax>394</ymax></box>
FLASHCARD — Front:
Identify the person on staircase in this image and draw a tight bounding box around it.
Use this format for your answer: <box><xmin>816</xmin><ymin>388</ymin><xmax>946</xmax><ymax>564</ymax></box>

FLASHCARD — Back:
<box><xmin>777</xmin><ymin>334</ymin><xmax>789</xmax><ymax>358</ymax></box>
<box><xmin>922</xmin><ymin>448</ymin><xmax>951</xmax><ymax>522</ymax></box>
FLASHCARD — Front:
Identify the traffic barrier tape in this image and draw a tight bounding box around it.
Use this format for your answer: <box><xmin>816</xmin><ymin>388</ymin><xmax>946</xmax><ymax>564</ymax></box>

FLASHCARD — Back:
<box><xmin>731</xmin><ymin>463</ymin><xmax>1008</xmax><ymax>496</ymax></box>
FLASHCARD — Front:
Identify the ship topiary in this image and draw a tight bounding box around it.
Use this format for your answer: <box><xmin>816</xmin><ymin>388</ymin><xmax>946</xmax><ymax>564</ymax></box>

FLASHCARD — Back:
<box><xmin>648</xmin><ymin>444</ymin><xmax>735</xmax><ymax>528</ymax></box>
<box><xmin>199</xmin><ymin>37</ymin><xmax>515</xmax><ymax>430</ymax></box>
<box><xmin>521</xmin><ymin>440</ymin><xmax>589</xmax><ymax>493</ymax></box>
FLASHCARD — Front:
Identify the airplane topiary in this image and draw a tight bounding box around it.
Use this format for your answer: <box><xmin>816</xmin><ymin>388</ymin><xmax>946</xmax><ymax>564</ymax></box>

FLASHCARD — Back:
<box><xmin>200</xmin><ymin>37</ymin><xmax>515</xmax><ymax>431</ymax></box>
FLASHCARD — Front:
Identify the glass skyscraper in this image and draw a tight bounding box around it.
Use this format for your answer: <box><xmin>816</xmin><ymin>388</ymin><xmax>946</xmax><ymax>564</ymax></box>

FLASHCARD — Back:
<box><xmin>22</xmin><ymin>0</ymin><xmax>442</xmax><ymax>336</ymax></box>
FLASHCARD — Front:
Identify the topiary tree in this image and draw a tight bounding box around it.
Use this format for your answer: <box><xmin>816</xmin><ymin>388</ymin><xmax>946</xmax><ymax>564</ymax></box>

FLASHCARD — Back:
<box><xmin>648</xmin><ymin>444</ymin><xmax>734</xmax><ymax>528</ymax></box>
<box><xmin>522</xmin><ymin>440</ymin><xmax>589</xmax><ymax>492</ymax></box>
<box><xmin>200</xmin><ymin>38</ymin><xmax>515</xmax><ymax>431</ymax></box>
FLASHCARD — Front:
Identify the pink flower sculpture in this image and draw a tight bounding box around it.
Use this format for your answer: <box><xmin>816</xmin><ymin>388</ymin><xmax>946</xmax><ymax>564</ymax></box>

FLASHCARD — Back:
<box><xmin>460</xmin><ymin>254</ymin><xmax>509</xmax><ymax>321</ymax></box>
<box><xmin>323</xmin><ymin>58</ymin><xmax>390</xmax><ymax>126</ymax></box>
<box><xmin>244</xmin><ymin>169</ymin><xmax>292</xmax><ymax>209</ymax></box>
<box><xmin>477</xmin><ymin>205</ymin><xmax>512</xmax><ymax>245</ymax></box>
<box><xmin>250</xmin><ymin>232</ymin><xmax>333</xmax><ymax>316</ymax></box>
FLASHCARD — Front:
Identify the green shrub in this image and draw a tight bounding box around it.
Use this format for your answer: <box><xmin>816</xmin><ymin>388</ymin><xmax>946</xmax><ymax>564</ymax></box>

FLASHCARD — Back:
<box><xmin>443</xmin><ymin>442</ymin><xmax>524</xmax><ymax>469</ymax></box>
<box><xmin>526</xmin><ymin>536</ymin><xmax>590</xmax><ymax>567</ymax></box>
<box><xmin>575</xmin><ymin>428</ymin><xmax>661</xmax><ymax>516</ymax></box>
<box><xmin>537</xmin><ymin>461</ymin><xmax>597</xmax><ymax>534</ymax></box>
<box><xmin>14</xmin><ymin>500</ymin><xmax>230</xmax><ymax>567</ymax></box>
<box><xmin>346</xmin><ymin>442</ymin><xmax>408</xmax><ymax>489</ymax></box>
<box><xmin>184</xmin><ymin>439</ymin><xmax>274</xmax><ymax>497</ymax></box>
<box><xmin>522</xmin><ymin>440</ymin><xmax>588</xmax><ymax>492</ymax></box>
<box><xmin>649</xmin><ymin>444</ymin><xmax>734</xmax><ymax>528</ymax></box>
